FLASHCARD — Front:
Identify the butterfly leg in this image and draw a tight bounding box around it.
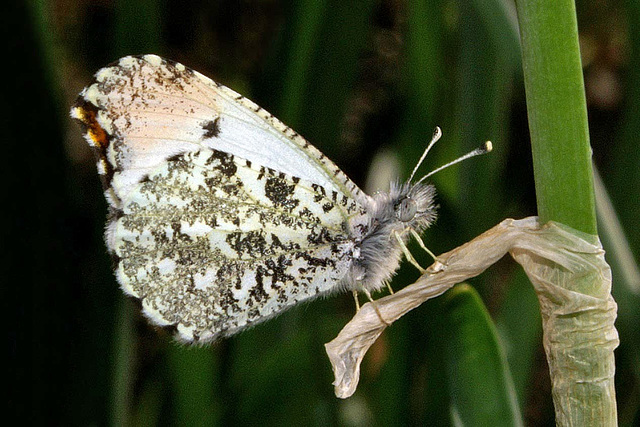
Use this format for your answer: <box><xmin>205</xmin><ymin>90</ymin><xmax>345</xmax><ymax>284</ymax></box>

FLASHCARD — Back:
<box><xmin>394</xmin><ymin>231</ymin><xmax>425</xmax><ymax>273</ymax></box>
<box><xmin>410</xmin><ymin>229</ymin><xmax>438</xmax><ymax>262</ymax></box>
<box><xmin>362</xmin><ymin>287</ymin><xmax>375</xmax><ymax>303</ymax></box>
<box><xmin>352</xmin><ymin>290</ymin><xmax>361</xmax><ymax>312</ymax></box>
<box><xmin>360</xmin><ymin>286</ymin><xmax>390</xmax><ymax>326</ymax></box>
<box><xmin>385</xmin><ymin>280</ymin><xmax>394</xmax><ymax>295</ymax></box>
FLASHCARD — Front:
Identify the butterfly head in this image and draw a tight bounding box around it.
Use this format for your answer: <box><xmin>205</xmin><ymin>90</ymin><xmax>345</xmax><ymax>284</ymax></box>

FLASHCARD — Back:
<box><xmin>352</xmin><ymin>181</ymin><xmax>436</xmax><ymax>292</ymax></box>
<box><xmin>389</xmin><ymin>182</ymin><xmax>437</xmax><ymax>234</ymax></box>
<box><xmin>395</xmin><ymin>197</ymin><xmax>417</xmax><ymax>222</ymax></box>
<box><xmin>393</xmin><ymin>127</ymin><xmax>492</xmax><ymax>232</ymax></box>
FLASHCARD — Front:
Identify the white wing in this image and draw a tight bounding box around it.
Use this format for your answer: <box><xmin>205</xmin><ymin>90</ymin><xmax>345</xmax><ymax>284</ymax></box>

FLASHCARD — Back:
<box><xmin>70</xmin><ymin>54</ymin><xmax>370</xmax><ymax>210</ymax></box>
<box><xmin>112</xmin><ymin>147</ymin><xmax>366</xmax><ymax>342</ymax></box>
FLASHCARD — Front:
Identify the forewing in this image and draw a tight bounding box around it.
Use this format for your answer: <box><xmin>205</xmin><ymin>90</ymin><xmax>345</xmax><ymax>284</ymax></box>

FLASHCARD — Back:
<box><xmin>112</xmin><ymin>148</ymin><xmax>366</xmax><ymax>342</ymax></box>
<box><xmin>70</xmin><ymin>54</ymin><xmax>370</xmax><ymax>210</ymax></box>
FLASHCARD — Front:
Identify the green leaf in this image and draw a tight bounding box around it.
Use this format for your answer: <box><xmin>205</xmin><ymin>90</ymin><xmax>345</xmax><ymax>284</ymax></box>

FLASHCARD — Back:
<box><xmin>495</xmin><ymin>268</ymin><xmax>542</xmax><ymax>406</ymax></box>
<box><xmin>438</xmin><ymin>284</ymin><xmax>523</xmax><ymax>426</ymax></box>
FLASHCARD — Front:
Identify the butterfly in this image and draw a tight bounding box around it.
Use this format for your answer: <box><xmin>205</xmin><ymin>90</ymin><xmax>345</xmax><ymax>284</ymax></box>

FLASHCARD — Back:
<box><xmin>71</xmin><ymin>54</ymin><xmax>490</xmax><ymax>343</ymax></box>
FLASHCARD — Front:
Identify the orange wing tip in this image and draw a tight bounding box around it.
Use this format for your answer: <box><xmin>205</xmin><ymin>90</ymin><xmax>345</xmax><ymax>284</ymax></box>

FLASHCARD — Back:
<box><xmin>70</xmin><ymin>101</ymin><xmax>110</xmax><ymax>150</ymax></box>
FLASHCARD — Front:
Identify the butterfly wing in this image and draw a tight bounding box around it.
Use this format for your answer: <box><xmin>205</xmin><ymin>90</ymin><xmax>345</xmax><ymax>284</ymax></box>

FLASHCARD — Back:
<box><xmin>70</xmin><ymin>55</ymin><xmax>376</xmax><ymax>341</ymax></box>
<box><xmin>112</xmin><ymin>147</ymin><xmax>365</xmax><ymax>342</ymax></box>
<box><xmin>70</xmin><ymin>54</ymin><xmax>370</xmax><ymax>211</ymax></box>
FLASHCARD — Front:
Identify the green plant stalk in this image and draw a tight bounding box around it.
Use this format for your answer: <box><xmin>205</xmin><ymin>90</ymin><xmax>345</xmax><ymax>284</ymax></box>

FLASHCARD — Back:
<box><xmin>515</xmin><ymin>1</ymin><xmax>617</xmax><ymax>425</ymax></box>
<box><xmin>515</xmin><ymin>0</ymin><xmax>597</xmax><ymax>235</ymax></box>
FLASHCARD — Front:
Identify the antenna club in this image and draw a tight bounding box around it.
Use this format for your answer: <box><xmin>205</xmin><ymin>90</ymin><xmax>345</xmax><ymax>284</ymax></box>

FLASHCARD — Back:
<box><xmin>484</xmin><ymin>141</ymin><xmax>493</xmax><ymax>152</ymax></box>
<box><xmin>408</xmin><ymin>126</ymin><xmax>444</xmax><ymax>183</ymax></box>
<box><xmin>433</xmin><ymin>126</ymin><xmax>442</xmax><ymax>139</ymax></box>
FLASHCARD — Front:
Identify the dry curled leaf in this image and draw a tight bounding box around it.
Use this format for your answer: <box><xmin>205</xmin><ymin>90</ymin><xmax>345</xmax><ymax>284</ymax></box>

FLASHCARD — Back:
<box><xmin>326</xmin><ymin>216</ymin><xmax>618</xmax><ymax>427</ymax></box>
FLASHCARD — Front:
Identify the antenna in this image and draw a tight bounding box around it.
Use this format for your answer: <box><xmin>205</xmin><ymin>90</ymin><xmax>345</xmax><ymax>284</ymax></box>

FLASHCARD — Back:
<box><xmin>414</xmin><ymin>140</ymin><xmax>493</xmax><ymax>186</ymax></box>
<box><xmin>408</xmin><ymin>127</ymin><xmax>443</xmax><ymax>183</ymax></box>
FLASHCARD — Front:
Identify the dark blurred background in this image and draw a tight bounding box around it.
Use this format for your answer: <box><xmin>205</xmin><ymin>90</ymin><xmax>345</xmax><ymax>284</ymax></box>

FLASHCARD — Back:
<box><xmin>4</xmin><ymin>0</ymin><xmax>639</xmax><ymax>425</ymax></box>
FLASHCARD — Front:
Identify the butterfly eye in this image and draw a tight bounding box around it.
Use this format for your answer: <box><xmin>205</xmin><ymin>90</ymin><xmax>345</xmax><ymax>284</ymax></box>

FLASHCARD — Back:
<box><xmin>396</xmin><ymin>197</ymin><xmax>417</xmax><ymax>222</ymax></box>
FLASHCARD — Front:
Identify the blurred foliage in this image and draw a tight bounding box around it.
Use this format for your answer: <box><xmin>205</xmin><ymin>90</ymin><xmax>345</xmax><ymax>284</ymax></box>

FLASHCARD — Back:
<box><xmin>6</xmin><ymin>0</ymin><xmax>639</xmax><ymax>425</ymax></box>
